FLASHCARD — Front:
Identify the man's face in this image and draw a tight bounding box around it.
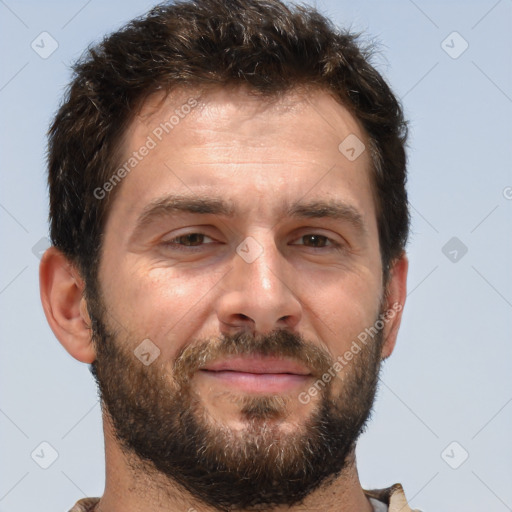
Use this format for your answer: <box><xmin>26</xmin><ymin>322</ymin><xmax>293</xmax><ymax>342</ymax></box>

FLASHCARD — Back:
<box><xmin>89</xmin><ymin>86</ymin><xmax>392</xmax><ymax>508</ymax></box>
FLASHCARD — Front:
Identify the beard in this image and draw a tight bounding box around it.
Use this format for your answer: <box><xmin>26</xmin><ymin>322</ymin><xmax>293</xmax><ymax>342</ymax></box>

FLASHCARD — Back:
<box><xmin>88</xmin><ymin>292</ymin><xmax>384</xmax><ymax>511</ymax></box>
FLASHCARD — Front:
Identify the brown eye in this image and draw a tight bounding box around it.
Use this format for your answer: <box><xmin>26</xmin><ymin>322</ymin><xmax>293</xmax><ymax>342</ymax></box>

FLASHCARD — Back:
<box><xmin>174</xmin><ymin>233</ymin><xmax>206</xmax><ymax>246</ymax></box>
<box><xmin>161</xmin><ymin>233</ymin><xmax>216</xmax><ymax>251</ymax></box>
<box><xmin>300</xmin><ymin>234</ymin><xmax>331</xmax><ymax>248</ymax></box>
<box><xmin>292</xmin><ymin>234</ymin><xmax>340</xmax><ymax>249</ymax></box>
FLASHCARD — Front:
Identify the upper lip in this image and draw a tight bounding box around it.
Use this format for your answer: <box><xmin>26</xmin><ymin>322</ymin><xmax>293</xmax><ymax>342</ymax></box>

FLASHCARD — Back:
<box><xmin>200</xmin><ymin>356</ymin><xmax>312</xmax><ymax>375</ymax></box>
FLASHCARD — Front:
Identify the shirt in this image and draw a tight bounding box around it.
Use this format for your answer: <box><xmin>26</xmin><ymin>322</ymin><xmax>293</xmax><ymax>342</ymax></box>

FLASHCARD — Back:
<box><xmin>68</xmin><ymin>483</ymin><xmax>420</xmax><ymax>511</ymax></box>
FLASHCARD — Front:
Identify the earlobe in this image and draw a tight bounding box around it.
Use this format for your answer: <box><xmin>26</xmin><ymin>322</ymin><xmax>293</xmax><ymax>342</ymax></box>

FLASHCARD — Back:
<box><xmin>39</xmin><ymin>247</ymin><xmax>96</xmax><ymax>364</ymax></box>
<box><xmin>380</xmin><ymin>252</ymin><xmax>408</xmax><ymax>360</ymax></box>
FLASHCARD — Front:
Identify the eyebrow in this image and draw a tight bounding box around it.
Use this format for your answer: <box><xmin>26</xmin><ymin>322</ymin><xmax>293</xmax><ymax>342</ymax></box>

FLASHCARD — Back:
<box><xmin>286</xmin><ymin>200</ymin><xmax>366</xmax><ymax>233</ymax></box>
<box><xmin>132</xmin><ymin>194</ymin><xmax>366</xmax><ymax>237</ymax></box>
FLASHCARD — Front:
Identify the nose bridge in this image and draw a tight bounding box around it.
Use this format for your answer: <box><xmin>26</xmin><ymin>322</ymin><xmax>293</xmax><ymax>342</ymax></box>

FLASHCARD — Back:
<box><xmin>216</xmin><ymin>231</ymin><xmax>301</xmax><ymax>334</ymax></box>
<box><xmin>242</xmin><ymin>235</ymin><xmax>281</xmax><ymax>292</ymax></box>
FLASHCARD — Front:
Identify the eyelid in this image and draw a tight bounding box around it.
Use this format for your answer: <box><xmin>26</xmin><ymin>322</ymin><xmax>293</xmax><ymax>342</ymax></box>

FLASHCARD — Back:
<box><xmin>161</xmin><ymin>232</ymin><xmax>216</xmax><ymax>245</ymax></box>
<box><xmin>158</xmin><ymin>229</ymin><xmax>346</xmax><ymax>251</ymax></box>
<box><xmin>290</xmin><ymin>230</ymin><xmax>344</xmax><ymax>247</ymax></box>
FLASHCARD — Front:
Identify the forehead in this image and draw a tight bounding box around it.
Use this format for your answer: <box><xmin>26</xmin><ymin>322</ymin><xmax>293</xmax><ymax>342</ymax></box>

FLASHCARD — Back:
<box><xmin>105</xmin><ymin>85</ymin><xmax>376</xmax><ymax>235</ymax></box>
<box><xmin>134</xmin><ymin>85</ymin><xmax>366</xmax><ymax>155</ymax></box>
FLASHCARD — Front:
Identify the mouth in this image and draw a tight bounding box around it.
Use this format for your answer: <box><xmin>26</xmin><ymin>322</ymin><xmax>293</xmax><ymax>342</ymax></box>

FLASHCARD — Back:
<box><xmin>198</xmin><ymin>356</ymin><xmax>313</xmax><ymax>393</ymax></box>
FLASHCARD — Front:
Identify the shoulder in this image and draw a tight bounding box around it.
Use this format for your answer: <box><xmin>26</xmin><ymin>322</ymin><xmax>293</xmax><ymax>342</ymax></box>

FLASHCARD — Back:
<box><xmin>364</xmin><ymin>483</ymin><xmax>423</xmax><ymax>512</ymax></box>
<box><xmin>67</xmin><ymin>497</ymin><xmax>101</xmax><ymax>512</ymax></box>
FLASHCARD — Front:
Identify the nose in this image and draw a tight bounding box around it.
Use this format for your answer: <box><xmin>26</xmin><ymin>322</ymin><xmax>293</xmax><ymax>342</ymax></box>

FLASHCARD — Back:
<box><xmin>216</xmin><ymin>234</ymin><xmax>302</xmax><ymax>336</ymax></box>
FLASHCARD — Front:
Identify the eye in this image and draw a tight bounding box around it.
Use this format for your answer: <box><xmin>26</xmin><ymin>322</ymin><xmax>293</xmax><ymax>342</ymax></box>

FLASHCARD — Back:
<box><xmin>159</xmin><ymin>232</ymin><xmax>343</xmax><ymax>253</ymax></box>
<box><xmin>160</xmin><ymin>232</ymin><xmax>216</xmax><ymax>251</ymax></box>
<box><xmin>291</xmin><ymin>234</ymin><xmax>342</xmax><ymax>249</ymax></box>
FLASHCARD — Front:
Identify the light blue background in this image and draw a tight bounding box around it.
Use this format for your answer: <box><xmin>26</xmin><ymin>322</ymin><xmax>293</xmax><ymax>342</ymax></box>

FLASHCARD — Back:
<box><xmin>1</xmin><ymin>1</ymin><xmax>511</xmax><ymax>510</ymax></box>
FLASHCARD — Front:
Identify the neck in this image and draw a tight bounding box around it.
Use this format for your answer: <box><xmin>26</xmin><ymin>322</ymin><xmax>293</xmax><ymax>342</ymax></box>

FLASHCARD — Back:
<box><xmin>97</xmin><ymin>416</ymin><xmax>374</xmax><ymax>512</ymax></box>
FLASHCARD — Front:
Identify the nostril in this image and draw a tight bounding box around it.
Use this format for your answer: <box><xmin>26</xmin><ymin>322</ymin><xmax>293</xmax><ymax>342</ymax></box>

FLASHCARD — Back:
<box><xmin>220</xmin><ymin>318</ymin><xmax>253</xmax><ymax>332</ymax></box>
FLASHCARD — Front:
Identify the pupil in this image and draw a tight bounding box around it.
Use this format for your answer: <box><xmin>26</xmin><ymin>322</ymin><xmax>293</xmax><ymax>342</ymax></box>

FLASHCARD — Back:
<box><xmin>306</xmin><ymin>235</ymin><xmax>325</xmax><ymax>247</ymax></box>
<box><xmin>183</xmin><ymin>234</ymin><xmax>203</xmax><ymax>246</ymax></box>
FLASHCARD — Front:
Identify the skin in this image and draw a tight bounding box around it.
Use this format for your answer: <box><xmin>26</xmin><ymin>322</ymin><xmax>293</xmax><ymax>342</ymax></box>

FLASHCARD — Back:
<box><xmin>40</xmin><ymin>85</ymin><xmax>408</xmax><ymax>512</ymax></box>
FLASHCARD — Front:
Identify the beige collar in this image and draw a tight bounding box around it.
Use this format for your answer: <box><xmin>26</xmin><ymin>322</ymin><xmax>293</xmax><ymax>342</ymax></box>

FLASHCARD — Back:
<box><xmin>365</xmin><ymin>482</ymin><xmax>420</xmax><ymax>511</ymax></box>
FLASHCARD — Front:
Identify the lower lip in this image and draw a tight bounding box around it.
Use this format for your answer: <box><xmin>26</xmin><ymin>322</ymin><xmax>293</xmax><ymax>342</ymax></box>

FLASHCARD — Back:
<box><xmin>199</xmin><ymin>370</ymin><xmax>311</xmax><ymax>393</ymax></box>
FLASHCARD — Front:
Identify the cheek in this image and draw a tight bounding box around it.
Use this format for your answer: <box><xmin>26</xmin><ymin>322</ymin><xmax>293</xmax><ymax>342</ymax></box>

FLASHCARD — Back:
<box><xmin>305</xmin><ymin>271</ymin><xmax>381</xmax><ymax>357</ymax></box>
<box><xmin>103</xmin><ymin>263</ymin><xmax>222</xmax><ymax>359</ymax></box>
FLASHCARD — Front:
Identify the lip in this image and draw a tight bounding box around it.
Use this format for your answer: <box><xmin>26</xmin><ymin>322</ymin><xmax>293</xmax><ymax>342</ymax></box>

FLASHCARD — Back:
<box><xmin>198</xmin><ymin>356</ymin><xmax>312</xmax><ymax>393</ymax></box>
<box><xmin>201</xmin><ymin>356</ymin><xmax>312</xmax><ymax>375</ymax></box>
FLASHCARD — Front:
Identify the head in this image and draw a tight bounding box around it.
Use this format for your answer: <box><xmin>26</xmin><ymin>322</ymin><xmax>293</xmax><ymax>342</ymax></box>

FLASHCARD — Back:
<box><xmin>40</xmin><ymin>0</ymin><xmax>409</xmax><ymax>510</ymax></box>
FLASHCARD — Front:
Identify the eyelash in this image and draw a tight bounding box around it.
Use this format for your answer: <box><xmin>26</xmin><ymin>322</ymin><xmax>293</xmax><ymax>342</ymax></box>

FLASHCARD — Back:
<box><xmin>160</xmin><ymin>233</ymin><xmax>343</xmax><ymax>252</ymax></box>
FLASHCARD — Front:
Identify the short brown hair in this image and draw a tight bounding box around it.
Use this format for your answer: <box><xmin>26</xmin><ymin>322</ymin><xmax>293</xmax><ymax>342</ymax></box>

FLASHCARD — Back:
<box><xmin>47</xmin><ymin>0</ymin><xmax>409</xmax><ymax>290</ymax></box>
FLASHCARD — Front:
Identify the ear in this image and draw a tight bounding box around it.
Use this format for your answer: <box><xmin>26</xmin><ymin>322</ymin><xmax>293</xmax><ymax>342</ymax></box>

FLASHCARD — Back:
<box><xmin>39</xmin><ymin>247</ymin><xmax>96</xmax><ymax>363</ymax></box>
<box><xmin>380</xmin><ymin>252</ymin><xmax>408</xmax><ymax>361</ymax></box>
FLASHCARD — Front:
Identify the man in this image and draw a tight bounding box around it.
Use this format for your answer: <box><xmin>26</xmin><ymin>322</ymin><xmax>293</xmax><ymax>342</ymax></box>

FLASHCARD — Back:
<box><xmin>39</xmin><ymin>0</ymin><xmax>417</xmax><ymax>510</ymax></box>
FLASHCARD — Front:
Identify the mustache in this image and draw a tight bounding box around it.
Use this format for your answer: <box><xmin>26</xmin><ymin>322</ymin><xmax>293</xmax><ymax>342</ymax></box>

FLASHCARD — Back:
<box><xmin>172</xmin><ymin>329</ymin><xmax>334</xmax><ymax>383</ymax></box>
